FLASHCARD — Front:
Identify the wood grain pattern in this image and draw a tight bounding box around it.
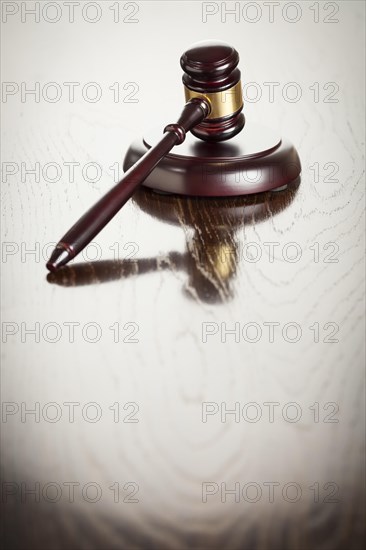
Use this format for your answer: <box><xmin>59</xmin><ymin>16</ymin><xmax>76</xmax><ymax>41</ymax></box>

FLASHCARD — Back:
<box><xmin>1</xmin><ymin>2</ymin><xmax>365</xmax><ymax>549</ymax></box>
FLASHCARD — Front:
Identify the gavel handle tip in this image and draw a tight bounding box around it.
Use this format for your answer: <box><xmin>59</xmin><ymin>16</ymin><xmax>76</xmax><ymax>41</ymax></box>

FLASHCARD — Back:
<box><xmin>46</xmin><ymin>246</ymin><xmax>72</xmax><ymax>272</ymax></box>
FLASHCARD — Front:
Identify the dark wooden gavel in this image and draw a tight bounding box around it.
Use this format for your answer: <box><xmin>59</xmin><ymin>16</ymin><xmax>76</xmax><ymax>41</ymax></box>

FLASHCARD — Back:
<box><xmin>47</xmin><ymin>41</ymin><xmax>245</xmax><ymax>271</ymax></box>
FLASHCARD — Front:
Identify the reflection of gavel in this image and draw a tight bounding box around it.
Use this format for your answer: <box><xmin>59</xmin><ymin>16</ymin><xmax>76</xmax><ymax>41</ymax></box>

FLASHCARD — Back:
<box><xmin>47</xmin><ymin>180</ymin><xmax>300</xmax><ymax>303</ymax></box>
<box><xmin>47</xmin><ymin>42</ymin><xmax>245</xmax><ymax>272</ymax></box>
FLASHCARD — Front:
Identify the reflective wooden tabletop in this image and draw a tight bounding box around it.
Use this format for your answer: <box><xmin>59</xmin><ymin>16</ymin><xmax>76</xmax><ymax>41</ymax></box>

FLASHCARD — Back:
<box><xmin>1</xmin><ymin>2</ymin><xmax>365</xmax><ymax>549</ymax></box>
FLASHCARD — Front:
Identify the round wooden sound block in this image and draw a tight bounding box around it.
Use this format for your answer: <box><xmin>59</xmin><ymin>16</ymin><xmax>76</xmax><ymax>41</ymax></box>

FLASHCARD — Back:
<box><xmin>123</xmin><ymin>120</ymin><xmax>301</xmax><ymax>196</ymax></box>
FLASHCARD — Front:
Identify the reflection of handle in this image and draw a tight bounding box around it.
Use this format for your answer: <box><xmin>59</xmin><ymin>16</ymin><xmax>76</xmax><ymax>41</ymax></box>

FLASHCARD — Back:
<box><xmin>47</xmin><ymin>98</ymin><xmax>209</xmax><ymax>272</ymax></box>
<box><xmin>47</xmin><ymin>254</ymin><xmax>186</xmax><ymax>287</ymax></box>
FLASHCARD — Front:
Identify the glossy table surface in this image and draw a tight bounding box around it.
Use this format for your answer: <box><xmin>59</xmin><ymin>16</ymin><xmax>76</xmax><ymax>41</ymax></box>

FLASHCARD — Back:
<box><xmin>1</xmin><ymin>2</ymin><xmax>365</xmax><ymax>549</ymax></box>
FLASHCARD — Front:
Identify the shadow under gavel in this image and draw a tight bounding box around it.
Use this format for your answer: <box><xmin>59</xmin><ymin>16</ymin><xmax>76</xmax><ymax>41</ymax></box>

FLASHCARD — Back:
<box><xmin>47</xmin><ymin>179</ymin><xmax>300</xmax><ymax>303</ymax></box>
<box><xmin>47</xmin><ymin>240</ymin><xmax>236</xmax><ymax>303</ymax></box>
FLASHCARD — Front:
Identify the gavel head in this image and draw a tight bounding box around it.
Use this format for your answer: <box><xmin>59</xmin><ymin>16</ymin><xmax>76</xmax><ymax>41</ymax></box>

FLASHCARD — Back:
<box><xmin>180</xmin><ymin>41</ymin><xmax>245</xmax><ymax>142</ymax></box>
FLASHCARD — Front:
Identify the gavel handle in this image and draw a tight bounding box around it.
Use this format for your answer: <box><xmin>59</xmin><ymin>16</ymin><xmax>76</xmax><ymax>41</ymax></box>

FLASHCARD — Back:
<box><xmin>47</xmin><ymin>98</ymin><xmax>209</xmax><ymax>271</ymax></box>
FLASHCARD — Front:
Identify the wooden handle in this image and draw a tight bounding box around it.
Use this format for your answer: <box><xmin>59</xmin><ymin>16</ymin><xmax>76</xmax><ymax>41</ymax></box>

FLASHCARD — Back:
<box><xmin>47</xmin><ymin>98</ymin><xmax>209</xmax><ymax>271</ymax></box>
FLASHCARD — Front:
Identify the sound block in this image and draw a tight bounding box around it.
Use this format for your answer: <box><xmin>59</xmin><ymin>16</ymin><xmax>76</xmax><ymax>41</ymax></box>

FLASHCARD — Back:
<box><xmin>123</xmin><ymin>121</ymin><xmax>301</xmax><ymax>196</ymax></box>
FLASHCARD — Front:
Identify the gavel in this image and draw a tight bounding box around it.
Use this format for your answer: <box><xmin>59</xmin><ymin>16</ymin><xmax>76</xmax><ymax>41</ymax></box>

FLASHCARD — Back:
<box><xmin>47</xmin><ymin>41</ymin><xmax>301</xmax><ymax>272</ymax></box>
<box><xmin>46</xmin><ymin>41</ymin><xmax>245</xmax><ymax>271</ymax></box>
